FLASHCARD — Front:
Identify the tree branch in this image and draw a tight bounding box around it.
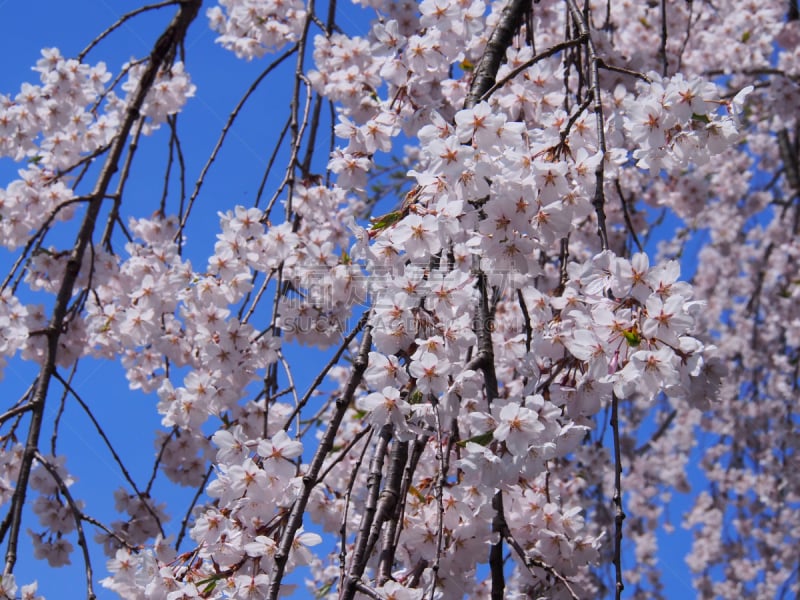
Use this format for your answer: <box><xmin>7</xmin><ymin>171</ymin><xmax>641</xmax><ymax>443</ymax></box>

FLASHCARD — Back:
<box><xmin>266</xmin><ymin>325</ymin><xmax>372</xmax><ymax>600</ymax></box>
<box><xmin>2</xmin><ymin>0</ymin><xmax>202</xmax><ymax>578</ymax></box>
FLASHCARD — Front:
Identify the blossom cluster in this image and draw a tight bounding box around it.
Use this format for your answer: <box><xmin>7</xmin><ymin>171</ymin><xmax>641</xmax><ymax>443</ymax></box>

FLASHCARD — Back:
<box><xmin>2</xmin><ymin>0</ymin><xmax>796</xmax><ymax>599</ymax></box>
<box><xmin>207</xmin><ymin>0</ymin><xmax>307</xmax><ymax>59</ymax></box>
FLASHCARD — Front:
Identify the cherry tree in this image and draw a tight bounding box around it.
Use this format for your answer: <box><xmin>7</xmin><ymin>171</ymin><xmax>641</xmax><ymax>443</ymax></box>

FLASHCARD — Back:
<box><xmin>0</xmin><ymin>0</ymin><xmax>797</xmax><ymax>599</ymax></box>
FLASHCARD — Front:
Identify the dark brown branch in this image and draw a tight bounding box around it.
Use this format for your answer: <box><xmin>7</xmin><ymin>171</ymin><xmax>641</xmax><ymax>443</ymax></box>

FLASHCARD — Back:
<box><xmin>342</xmin><ymin>423</ymin><xmax>392</xmax><ymax>600</ymax></box>
<box><xmin>479</xmin><ymin>34</ymin><xmax>588</xmax><ymax>104</ymax></box>
<box><xmin>379</xmin><ymin>435</ymin><xmax>427</xmax><ymax>584</ymax></box>
<box><xmin>565</xmin><ymin>0</ymin><xmax>609</xmax><ymax>251</ymax></box>
<box><xmin>610</xmin><ymin>393</ymin><xmax>625</xmax><ymax>599</ymax></box>
<box><xmin>338</xmin><ymin>427</ymin><xmax>374</xmax><ymax>594</ymax></box>
<box><xmin>465</xmin><ymin>0</ymin><xmax>531</xmax><ymax>109</ymax></box>
<box><xmin>2</xmin><ymin>1</ymin><xmax>202</xmax><ymax>578</ymax></box>
<box><xmin>266</xmin><ymin>325</ymin><xmax>372</xmax><ymax>600</ymax></box>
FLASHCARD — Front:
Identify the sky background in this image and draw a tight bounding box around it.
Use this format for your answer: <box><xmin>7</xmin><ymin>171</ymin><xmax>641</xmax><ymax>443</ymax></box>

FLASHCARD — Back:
<box><xmin>0</xmin><ymin>1</ymin><xmax>706</xmax><ymax>598</ymax></box>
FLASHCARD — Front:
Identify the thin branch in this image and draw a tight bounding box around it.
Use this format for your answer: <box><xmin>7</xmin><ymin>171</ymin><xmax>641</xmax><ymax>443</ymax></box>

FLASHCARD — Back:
<box><xmin>77</xmin><ymin>1</ymin><xmax>181</xmax><ymax>61</ymax></box>
<box><xmin>175</xmin><ymin>466</ymin><xmax>213</xmax><ymax>551</ymax></box>
<box><xmin>52</xmin><ymin>370</ymin><xmax>166</xmax><ymax>537</ymax></box>
<box><xmin>175</xmin><ymin>45</ymin><xmax>298</xmax><ymax>239</ymax></box>
<box><xmin>428</xmin><ymin>402</ymin><xmax>447</xmax><ymax>600</ymax></box>
<box><xmin>0</xmin><ymin>403</ymin><xmax>34</xmax><ymax>428</ymax></box>
<box><xmin>315</xmin><ymin>426</ymin><xmax>371</xmax><ymax>485</ymax></box>
<box><xmin>597</xmin><ymin>59</ymin><xmax>652</xmax><ymax>83</ymax></box>
<box><xmin>479</xmin><ymin>35</ymin><xmax>588</xmax><ymax>104</ymax></box>
<box><xmin>281</xmin><ymin>310</ymin><xmax>370</xmax><ymax>430</ymax></box>
<box><xmin>635</xmin><ymin>409</ymin><xmax>677</xmax><ymax>455</ymax></box>
<box><xmin>659</xmin><ymin>0</ymin><xmax>669</xmax><ymax>76</ymax></box>
<box><xmin>504</xmin><ymin>531</ymin><xmax>580</xmax><ymax>600</ymax></box>
<box><xmin>615</xmin><ymin>179</ymin><xmax>644</xmax><ymax>253</ymax></box>
<box><xmin>33</xmin><ymin>452</ymin><xmax>97</xmax><ymax>600</ymax></box>
<box><xmin>610</xmin><ymin>393</ymin><xmax>625</xmax><ymax>599</ymax></box>
<box><xmin>565</xmin><ymin>0</ymin><xmax>609</xmax><ymax>250</ymax></box>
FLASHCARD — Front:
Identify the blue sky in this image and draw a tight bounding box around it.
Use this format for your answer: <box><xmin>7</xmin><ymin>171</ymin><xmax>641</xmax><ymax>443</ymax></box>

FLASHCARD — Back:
<box><xmin>0</xmin><ymin>2</ymin><xmax>710</xmax><ymax>599</ymax></box>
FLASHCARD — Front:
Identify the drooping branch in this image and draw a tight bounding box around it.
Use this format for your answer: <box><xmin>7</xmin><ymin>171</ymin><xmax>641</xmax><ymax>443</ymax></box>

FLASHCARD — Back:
<box><xmin>610</xmin><ymin>393</ymin><xmax>625</xmax><ymax>600</ymax></box>
<box><xmin>266</xmin><ymin>325</ymin><xmax>373</xmax><ymax>600</ymax></box>
<box><xmin>341</xmin><ymin>423</ymin><xmax>392</xmax><ymax>600</ymax></box>
<box><xmin>176</xmin><ymin>44</ymin><xmax>298</xmax><ymax>238</ymax></box>
<box><xmin>465</xmin><ymin>0</ymin><xmax>531</xmax><ymax>109</ymax></box>
<box><xmin>32</xmin><ymin>452</ymin><xmax>97</xmax><ymax>600</ymax></box>
<box><xmin>2</xmin><ymin>0</ymin><xmax>202</xmax><ymax>578</ymax></box>
<box><xmin>378</xmin><ymin>435</ymin><xmax>427</xmax><ymax>585</ymax></box>
<box><xmin>564</xmin><ymin>0</ymin><xmax>610</xmax><ymax>251</ymax></box>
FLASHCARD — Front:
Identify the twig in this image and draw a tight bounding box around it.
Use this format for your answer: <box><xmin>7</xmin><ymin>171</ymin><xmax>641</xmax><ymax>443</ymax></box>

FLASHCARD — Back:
<box><xmin>478</xmin><ymin>35</ymin><xmax>588</xmax><ymax>104</ymax></box>
<box><xmin>565</xmin><ymin>0</ymin><xmax>609</xmax><ymax>251</ymax></box>
<box><xmin>504</xmin><ymin>531</ymin><xmax>580</xmax><ymax>600</ymax></box>
<box><xmin>33</xmin><ymin>452</ymin><xmax>97</xmax><ymax>600</ymax></box>
<box><xmin>315</xmin><ymin>426</ymin><xmax>371</xmax><ymax>486</ymax></box>
<box><xmin>659</xmin><ymin>0</ymin><xmax>669</xmax><ymax>76</ymax></box>
<box><xmin>281</xmin><ymin>310</ymin><xmax>370</xmax><ymax>430</ymax></box>
<box><xmin>634</xmin><ymin>409</ymin><xmax>677</xmax><ymax>455</ymax></box>
<box><xmin>597</xmin><ymin>59</ymin><xmax>652</xmax><ymax>83</ymax></box>
<box><xmin>610</xmin><ymin>393</ymin><xmax>625</xmax><ymax>599</ymax></box>
<box><xmin>78</xmin><ymin>1</ymin><xmax>181</xmax><ymax>61</ymax></box>
<box><xmin>615</xmin><ymin>179</ymin><xmax>644</xmax><ymax>253</ymax></box>
<box><xmin>175</xmin><ymin>45</ymin><xmax>298</xmax><ymax>239</ymax></box>
<box><xmin>52</xmin><ymin>371</ymin><xmax>166</xmax><ymax>537</ymax></box>
<box><xmin>174</xmin><ymin>466</ymin><xmax>213</xmax><ymax>551</ymax></box>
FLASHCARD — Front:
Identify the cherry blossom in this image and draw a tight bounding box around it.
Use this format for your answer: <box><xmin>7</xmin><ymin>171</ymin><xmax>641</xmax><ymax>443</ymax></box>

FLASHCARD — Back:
<box><xmin>0</xmin><ymin>1</ymin><xmax>796</xmax><ymax>599</ymax></box>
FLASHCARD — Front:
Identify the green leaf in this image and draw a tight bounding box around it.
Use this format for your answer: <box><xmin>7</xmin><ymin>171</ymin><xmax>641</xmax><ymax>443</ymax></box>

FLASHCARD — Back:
<box><xmin>369</xmin><ymin>210</ymin><xmax>403</xmax><ymax>232</ymax></box>
<box><xmin>741</xmin><ymin>30</ymin><xmax>751</xmax><ymax>43</ymax></box>
<box><xmin>460</xmin><ymin>59</ymin><xmax>474</xmax><ymax>71</ymax></box>
<box><xmin>457</xmin><ymin>430</ymin><xmax>495</xmax><ymax>447</ymax></box>
<box><xmin>623</xmin><ymin>329</ymin><xmax>642</xmax><ymax>347</ymax></box>
<box><xmin>198</xmin><ymin>577</ymin><xmax>219</xmax><ymax>594</ymax></box>
<box><xmin>691</xmin><ymin>113</ymin><xmax>711</xmax><ymax>124</ymax></box>
<box><xmin>316</xmin><ymin>582</ymin><xmax>334</xmax><ymax>597</ymax></box>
